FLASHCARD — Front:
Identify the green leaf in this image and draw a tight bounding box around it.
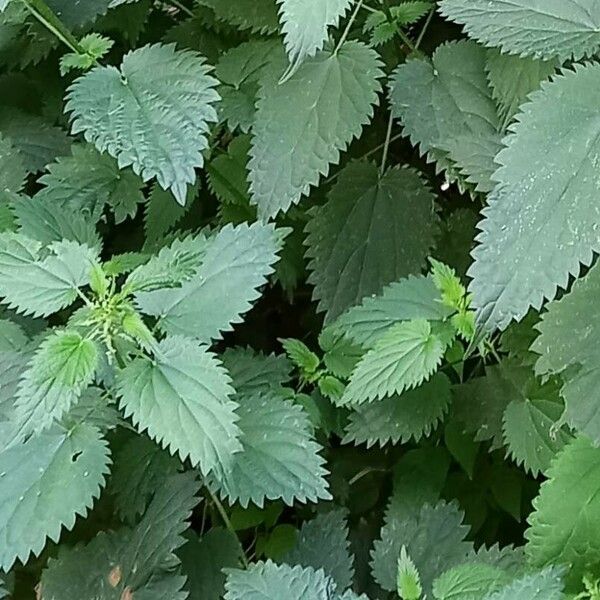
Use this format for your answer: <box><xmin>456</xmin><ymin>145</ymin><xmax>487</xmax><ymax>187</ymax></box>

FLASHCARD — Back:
<box><xmin>249</xmin><ymin>42</ymin><xmax>383</xmax><ymax>218</ymax></box>
<box><xmin>389</xmin><ymin>40</ymin><xmax>499</xmax><ymax>186</ymax></box>
<box><xmin>34</xmin><ymin>144</ymin><xmax>144</xmax><ymax>225</ymax></box>
<box><xmin>0</xmin><ymin>234</ymin><xmax>99</xmax><ymax>317</ymax></box>
<box><xmin>207</xmin><ymin>391</ymin><xmax>330</xmax><ymax>507</ymax></box>
<box><xmin>143</xmin><ymin>184</ymin><xmax>192</xmax><ymax>248</ymax></box>
<box><xmin>11</xmin><ymin>330</ymin><xmax>97</xmax><ymax>438</ymax></box>
<box><xmin>41</xmin><ymin>472</ymin><xmax>199</xmax><ymax>600</ymax></box>
<box><xmin>208</xmin><ymin>135</ymin><xmax>251</xmax><ymax>206</ymax></box>
<box><xmin>343</xmin><ymin>372</ymin><xmax>452</xmax><ymax>447</ymax></box>
<box><xmin>468</xmin><ymin>63</ymin><xmax>600</xmax><ymax>333</ymax></box>
<box><xmin>486</xmin><ymin>49</ymin><xmax>558</xmax><ymax>123</ymax></box>
<box><xmin>200</xmin><ymin>0</ymin><xmax>279</xmax><ymax>34</ymax></box>
<box><xmin>117</xmin><ymin>335</ymin><xmax>242</xmax><ymax>476</ymax></box>
<box><xmin>0</xmin><ymin>422</ymin><xmax>110</xmax><ymax>571</ymax></box>
<box><xmin>178</xmin><ymin>529</ymin><xmax>244</xmax><ymax>600</ymax></box>
<box><xmin>12</xmin><ymin>195</ymin><xmax>101</xmax><ymax>249</ymax></box>
<box><xmin>525</xmin><ymin>436</ymin><xmax>600</xmax><ymax>586</ymax></box>
<box><xmin>283</xmin><ymin>508</ymin><xmax>354</xmax><ymax>590</ymax></box>
<box><xmin>432</xmin><ymin>562</ymin><xmax>509</xmax><ymax>600</ymax></box>
<box><xmin>60</xmin><ymin>33</ymin><xmax>114</xmax><ymax>75</ymax></box>
<box><xmin>484</xmin><ymin>566</ymin><xmax>564</xmax><ymax>600</ymax></box>
<box><xmin>319</xmin><ymin>327</ymin><xmax>363</xmax><ymax>379</ymax></box>
<box><xmin>125</xmin><ymin>234</ymin><xmax>205</xmax><ymax>293</ymax></box>
<box><xmin>221</xmin><ymin>347</ymin><xmax>292</xmax><ymax>395</ymax></box>
<box><xmin>225</xmin><ymin>561</ymin><xmax>352</xmax><ymax>600</ymax></box>
<box><xmin>0</xmin><ymin>109</ymin><xmax>70</xmax><ymax>173</ymax></box>
<box><xmin>439</xmin><ymin>0</ymin><xmax>600</xmax><ymax>62</ymax></box>
<box><xmin>280</xmin><ymin>338</ymin><xmax>320</xmax><ymax>373</ymax></box>
<box><xmin>109</xmin><ymin>434</ymin><xmax>182</xmax><ymax>524</ymax></box>
<box><xmin>45</xmin><ymin>0</ymin><xmax>111</xmax><ymax>27</ymax></box>
<box><xmin>277</xmin><ymin>0</ymin><xmax>352</xmax><ymax>76</ymax></box>
<box><xmin>334</xmin><ymin>275</ymin><xmax>452</xmax><ymax>348</ymax></box>
<box><xmin>371</xmin><ymin>501</ymin><xmax>472</xmax><ymax>595</ymax></box>
<box><xmin>341</xmin><ymin>320</ymin><xmax>452</xmax><ymax>405</ymax></box>
<box><xmin>0</xmin><ymin>133</ymin><xmax>25</xmax><ymax>193</ymax></box>
<box><xmin>397</xmin><ymin>546</ymin><xmax>422</xmax><ymax>600</ymax></box>
<box><xmin>135</xmin><ymin>222</ymin><xmax>283</xmax><ymax>342</ymax></box>
<box><xmin>66</xmin><ymin>43</ymin><xmax>220</xmax><ymax>204</ymax></box>
<box><xmin>306</xmin><ymin>162</ymin><xmax>439</xmax><ymax>322</ymax></box>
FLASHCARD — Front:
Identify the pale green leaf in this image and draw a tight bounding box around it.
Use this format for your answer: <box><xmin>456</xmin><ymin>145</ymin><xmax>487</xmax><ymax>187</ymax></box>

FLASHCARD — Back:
<box><xmin>66</xmin><ymin>43</ymin><xmax>220</xmax><ymax>204</ymax></box>
<box><xmin>117</xmin><ymin>335</ymin><xmax>242</xmax><ymax>476</ymax></box>
<box><xmin>283</xmin><ymin>508</ymin><xmax>354</xmax><ymax>590</ymax></box>
<box><xmin>341</xmin><ymin>320</ymin><xmax>451</xmax><ymax>405</ymax></box>
<box><xmin>11</xmin><ymin>330</ymin><xmax>97</xmax><ymax>438</ymax></box>
<box><xmin>334</xmin><ymin>275</ymin><xmax>451</xmax><ymax>348</ymax></box>
<box><xmin>439</xmin><ymin>0</ymin><xmax>600</xmax><ymax>62</ymax></box>
<box><xmin>468</xmin><ymin>62</ymin><xmax>600</xmax><ymax>333</ymax></box>
<box><xmin>343</xmin><ymin>372</ymin><xmax>452</xmax><ymax>447</ymax></box>
<box><xmin>250</xmin><ymin>42</ymin><xmax>383</xmax><ymax>218</ymax></box>
<box><xmin>135</xmin><ymin>222</ymin><xmax>283</xmax><ymax>342</ymax></box>
<box><xmin>397</xmin><ymin>546</ymin><xmax>422</xmax><ymax>600</ymax></box>
<box><xmin>306</xmin><ymin>162</ymin><xmax>439</xmax><ymax>322</ymax></box>
<box><xmin>280</xmin><ymin>338</ymin><xmax>320</xmax><ymax>373</ymax></box>
<box><xmin>484</xmin><ymin>566</ymin><xmax>565</xmax><ymax>600</ymax></box>
<box><xmin>207</xmin><ymin>391</ymin><xmax>330</xmax><ymax>507</ymax></box>
<box><xmin>0</xmin><ymin>234</ymin><xmax>99</xmax><ymax>317</ymax></box>
<box><xmin>277</xmin><ymin>0</ymin><xmax>352</xmax><ymax>75</ymax></box>
<box><xmin>433</xmin><ymin>563</ymin><xmax>509</xmax><ymax>600</ymax></box>
<box><xmin>0</xmin><ymin>422</ymin><xmax>110</xmax><ymax>571</ymax></box>
<box><xmin>0</xmin><ymin>133</ymin><xmax>25</xmax><ymax>193</ymax></box>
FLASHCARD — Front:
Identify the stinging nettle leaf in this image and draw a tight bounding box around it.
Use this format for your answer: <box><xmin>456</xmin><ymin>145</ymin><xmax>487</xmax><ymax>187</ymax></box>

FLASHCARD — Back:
<box><xmin>136</xmin><ymin>222</ymin><xmax>284</xmax><ymax>342</ymax></box>
<box><xmin>117</xmin><ymin>335</ymin><xmax>242</xmax><ymax>476</ymax></box>
<box><xmin>249</xmin><ymin>42</ymin><xmax>383</xmax><ymax>218</ymax></box>
<box><xmin>66</xmin><ymin>43</ymin><xmax>220</xmax><ymax>204</ymax></box>
<box><xmin>468</xmin><ymin>63</ymin><xmax>600</xmax><ymax>333</ymax></box>
<box><xmin>306</xmin><ymin>162</ymin><xmax>439</xmax><ymax>322</ymax></box>
<box><xmin>439</xmin><ymin>0</ymin><xmax>600</xmax><ymax>62</ymax></box>
<box><xmin>207</xmin><ymin>391</ymin><xmax>330</xmax><ymax>507</ymax></box>
<box><xmin>276</xmin><ymin>0</ymin><xmax>353</xmax><ymax>77</ymax></box>
<box><xmin>0</xmin><ymin>422</ymin><xmax>110</xmax><ymax>571</ymax></box>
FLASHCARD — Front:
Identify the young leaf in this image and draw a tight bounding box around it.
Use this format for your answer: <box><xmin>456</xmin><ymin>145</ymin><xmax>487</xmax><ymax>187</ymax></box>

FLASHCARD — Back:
<box><xmin>12</xmin><ymin>330</ymin><xmax>98</xmax><ymax>438</ymax></box>
<box><xmin>306</xmin><ymin>162</ymin><xmax>439</xmax><ymax>322</ymax></box>
<box><xmin>440</xmin><ymin>0</ymin><xmax>600</xmax><ymax>62</ymax></box>
<box><xmin>283</xmin><ymin>508</ymin><xmax>354</xmax><ymax>590</ymax></box>
<box><xmin>397</xmin><ymin>546</ymin><xmax>422</xmax><ymax>600</ymax></box>
<box><xmin>341</xmin><ymin>320</ymin><xmax>452</xmax><ymax>405</ymax></box>
<box><xmin>280</xmin><ymin>338</ymin><xmax>320</xmax><ymax>374</ymax></box>
<box><xmin>249</xmin><ymin>42</ymin><xmax>383</xmax><ymax>218</ymax></box>
<box><xmin>206</xmin><ymin>392</ymin><xmax>331</xmax><ymax>507</ymax></box>
<box><xmin>343</xmin><ymin>372</ymin><xmax>452</xmax><ymax>447</ymax></box>
<box><xmin>276</xmin><ymin>0</ymin><xmax>352</xmax><ymax>76</ymax></box>
<box><xmin>334</xmin><ymin>275</ymin><xmax>452</xmax><ymax>348</ymax></box>
<box><xmin>0</xmin><ymin>422</ymin><xmax>110</xmax><ymax>571</ymax></box>
<box><xmin>117</xmin><ymin>335</ymin><xmax>242</xmax><ymax>476</ymax></box>
<box><xmin>0</xmin><ymin>234</ymin><xmax>99</xmax><ymax>317</ymax></box>
<box><xmin>135</xmin><ymin>222</ymin><xmax>283</xmax><ymax>342</ymax></box>
<box><xmin>66</xmin><ymin>43</ymin><xmax>220</xmax><ymax>204</ymax></box>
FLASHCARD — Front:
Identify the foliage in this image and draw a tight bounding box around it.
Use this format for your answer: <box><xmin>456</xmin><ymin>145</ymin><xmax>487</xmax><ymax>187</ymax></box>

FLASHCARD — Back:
<box><xmin>0</xmin><ymin>0</ymin><xmax>597</xmax><ymax>598</ymax></box>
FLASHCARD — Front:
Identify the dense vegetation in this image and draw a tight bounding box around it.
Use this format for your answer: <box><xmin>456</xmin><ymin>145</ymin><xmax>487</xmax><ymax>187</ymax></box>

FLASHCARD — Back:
<box><xmin>0</xmin><ymin>0</ymin><xmax>599</xmax><ymax>598</ymax></box>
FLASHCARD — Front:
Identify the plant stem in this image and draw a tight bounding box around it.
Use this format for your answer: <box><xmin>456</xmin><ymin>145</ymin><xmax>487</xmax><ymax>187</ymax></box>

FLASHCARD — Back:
<box><xmin>165</xmin><ymin>0</ymin><xmax>194</xmax><ymax>18</ymax></box>
<box><xmin>334</xmin><ymin>0</ymin><xmax>364</xmax><ymax>54</ymax></box>
<box><xmin>21</xmin><ymin>0</ymin><xmax>83</xmax><ymax>54</ymax></box>
<box><xmin>379</xmin><ymin>0</ymin><xmax>419</xmax><ymax>55</ymax></box>
<box><xmin>415</xmin><ymin>7</ymin><xmax>435</xmax><ymax>50</ymax></box>
<box><xmin>380</xmin><ymin>111</ymin><xmax>394</xmax><ymax>175</ymax></box>
<box><xmin>207</xmin><ymin>487</ymin><xmax>250</xmax><ymax>568</ymax></box>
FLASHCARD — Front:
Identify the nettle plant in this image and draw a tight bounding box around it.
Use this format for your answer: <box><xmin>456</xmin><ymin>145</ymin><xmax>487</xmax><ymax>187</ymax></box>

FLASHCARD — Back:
<box><xmin>1</xmin><ymin>0</ymin><xmax>600</xmax><ymax>598</ymax></box>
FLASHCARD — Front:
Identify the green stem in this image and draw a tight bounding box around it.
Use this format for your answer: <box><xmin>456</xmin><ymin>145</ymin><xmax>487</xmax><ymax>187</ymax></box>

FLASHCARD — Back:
<box><xmin>379</xmin><ymin>0</ymin><xmax>421</xmax><ymax>56</ymax></box>
<box><xmin>165</xmin><ymin>0</ymin><xmax>194</xmax><ymax>18</ymax></box>
<box><xmin>21</xmin><ymin>0</ymin><xmax>84</xmax><ymax>54</ymax></box>
<box><xmin>415</xmin><ymin>7</ymin><xmax>435</xmax><ymax>50</ymax></box>
<box><xmin>207</xmin><ymin>487</ymin><xmax>250</xmax><ymax>568</ymax></box>
<box><xmin>380</xmin><ymin>111</ymin><xmax>394</xmax><ymax>175</ymax></box>
<box><xmin>334</xmin><ymin>0</ymin><xmax>364</xmax><ymax>54</ymax></box>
